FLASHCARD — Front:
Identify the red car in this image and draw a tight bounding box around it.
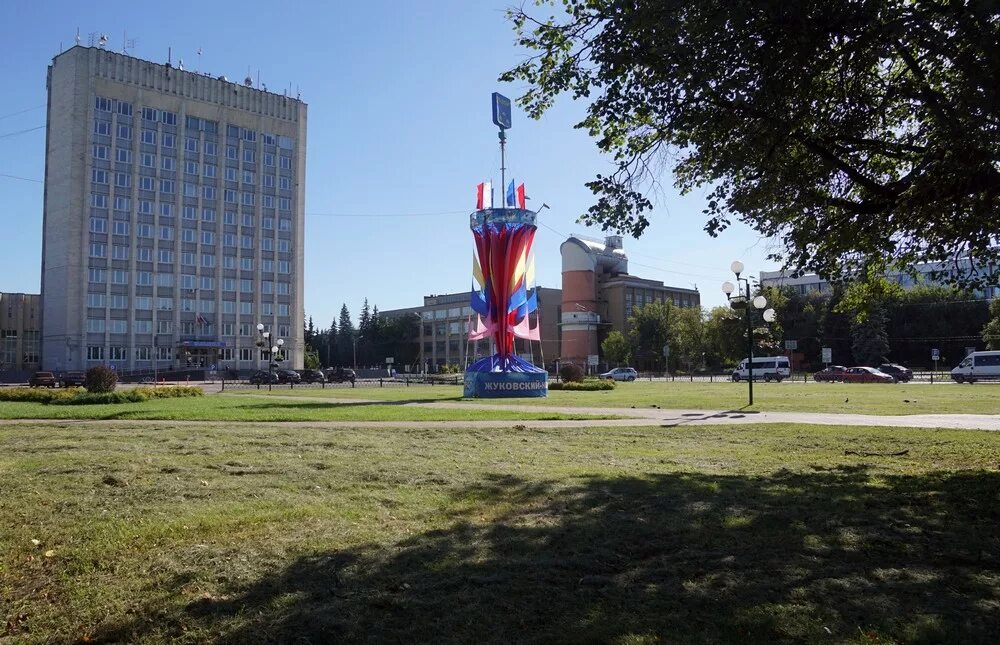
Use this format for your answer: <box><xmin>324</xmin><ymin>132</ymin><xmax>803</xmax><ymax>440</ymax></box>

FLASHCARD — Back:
<box><xmin>813</xmin><ymin>365</ymin><xmax>849</xmax><ymax>382</ymax></box>
<box><xmin>841</xmin><ymin>366</ymin><xmax>896</xmax><ymax>383</ymax></box>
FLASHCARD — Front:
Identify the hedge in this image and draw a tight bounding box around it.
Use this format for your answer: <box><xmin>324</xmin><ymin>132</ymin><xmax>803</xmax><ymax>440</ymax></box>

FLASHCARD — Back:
<box><xmin>548</xmin><ymin>380</ymin><xmax>616</xmax><ymax>391</ymax></box>
<box><xmin>0</xmin><ymin>386</ymin><xmax>203</xmax><ymax>405</ymax></box>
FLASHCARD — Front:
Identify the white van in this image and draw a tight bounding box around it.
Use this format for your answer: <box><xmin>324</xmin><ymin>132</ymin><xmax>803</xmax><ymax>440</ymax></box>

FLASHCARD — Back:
<box><xmin>732</xmin><ymin>356</ymin><xmax>791</xmax><ymax>382</ymax></box>
<box><xmin>951</xmin><ymin>351</ymin><xmax>1000</xmax><ymax>383</ymax></box>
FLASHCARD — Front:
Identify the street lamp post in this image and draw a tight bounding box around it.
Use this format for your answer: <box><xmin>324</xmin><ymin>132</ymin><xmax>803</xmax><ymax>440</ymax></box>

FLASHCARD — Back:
<box><xmin>722</xmin><ymin>260</ymin><xmax>776</xmax><ymax>406</ymax></box>
<box><xmin>256</xmin><ymin>323</ymin><xmax>284</xmax><ymax>391</ymax></box>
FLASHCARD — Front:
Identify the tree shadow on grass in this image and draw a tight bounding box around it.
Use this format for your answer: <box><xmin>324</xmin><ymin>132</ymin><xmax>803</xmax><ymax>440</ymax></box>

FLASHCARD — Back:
<box><xmin>91</xmin><ymin>468</ymin><xmax>1000</xmax><ymax>643</ymax></box>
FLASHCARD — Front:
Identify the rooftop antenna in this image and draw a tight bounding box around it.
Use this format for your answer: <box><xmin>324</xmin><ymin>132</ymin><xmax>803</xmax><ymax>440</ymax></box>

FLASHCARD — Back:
<box><xmin>75</xmin><ymin>28</ymin><xmax>80</xmax><ymax>45</ymax></box>
<box><xmin>167</xmin><ymin>46</ymin><xmax>172</xmax><ymax>67</ymax></box>
<box><xmin>98</xmin><ymin>34</ymin><xmax>108</xmax><ymax>49</ymax></box>
<box><xmin>122</xmin><ymin>31</ymin><xmax>136</xmax><ymax>55</ymax></box>
<box><xmin>87</xmin><ymin>32</ymin><xmax>97</xmax><ymax>47</ymax></box>
<box><xmin>245</xmin><ymin>66</ymin><xmax>253</xmax><ymax>87</ymax></box>
<box><xmin>296</xmin><ymin>85</ymin><xmax>300</xmax><ymax>100</ymax></box>
<box><xmin>178</xmin><ymin>59</ymin><xmax>184</xmax><ymax>71</ymax></box>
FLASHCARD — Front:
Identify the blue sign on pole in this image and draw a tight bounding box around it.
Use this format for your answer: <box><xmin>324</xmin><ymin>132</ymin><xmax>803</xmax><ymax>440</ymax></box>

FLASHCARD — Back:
<box><xmin>491</xmin><ymin>92</ymin><xmax>512</xmax><ymax>129</ymax></box>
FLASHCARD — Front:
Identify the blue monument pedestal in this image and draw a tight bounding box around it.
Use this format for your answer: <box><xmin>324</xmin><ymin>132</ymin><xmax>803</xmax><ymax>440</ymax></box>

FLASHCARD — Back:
<box><xmin>463</xmin><ymin>355</ymin><xmax>548</xmax><ymax>398</ymax></box>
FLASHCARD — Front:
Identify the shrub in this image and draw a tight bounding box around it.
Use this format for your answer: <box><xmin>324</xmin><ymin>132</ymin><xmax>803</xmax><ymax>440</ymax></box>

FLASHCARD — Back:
<box><xmin>0</xmin><ymin>387</ymin><xmax>81</xmax><ymax>403</ymax></box>
<box><xmin>84</xmin><ymin>366</ymin><xmax>118</xmax><ymax>393</ymax></box>
<box><xmin>558</xmin><ymin>363</ymin><xmax>585</xmax><ymax>383</ymax></box>
<box><xmin>51</xmin><ymin>385</ymin><xmax>204</xmax><ymax>406</ymax></box>
<box><xmin>549</xmin><ymin>379</ymin><xmax>615</xmax><ymax>391</ymax></box>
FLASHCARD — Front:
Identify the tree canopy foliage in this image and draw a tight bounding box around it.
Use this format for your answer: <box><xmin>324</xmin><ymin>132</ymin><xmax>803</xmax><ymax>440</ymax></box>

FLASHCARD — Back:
<box><xmin>503</xmin><ymin>0</ymin><xmax>1000</xmax><ymax>287</ymax></box>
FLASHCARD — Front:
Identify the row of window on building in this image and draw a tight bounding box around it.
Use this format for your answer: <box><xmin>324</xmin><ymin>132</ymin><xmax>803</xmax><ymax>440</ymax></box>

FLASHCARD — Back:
<box><xmin>91</xmin><ymin>165</ymin><xmax>294</xmax><ymax>190</ymax></box>
<box><xmin>89</xmin><ymin>180</ymin><xmax>294</xmax><ymax>210</ymax></box>
<box><xmin>85</xmin><ymin>346</ymin><xmax>284</xmax><ymax>363</ymax></box>
<box><xmin>0</xmin><ymin>330</ymin><xmax>40</xmax><ymax>365</ymax></box>
<box><xmin>85</xmin><ymin>292</ymin><xmax>290</xmax><ymax>313</ymax></box>
<box><xmin>95</xmin><ymin>96</ymin><xmax>295</xmax><ymax>150</ymax></box>
<box><xmin>88</xmin><ymin>227</ymin><xmax>292</xmax><ymax>250</ymax></box>
<box><xmin>86</xmin><ymin>252</ymin><xmax>292</xmax><ymax>274</ymax></box>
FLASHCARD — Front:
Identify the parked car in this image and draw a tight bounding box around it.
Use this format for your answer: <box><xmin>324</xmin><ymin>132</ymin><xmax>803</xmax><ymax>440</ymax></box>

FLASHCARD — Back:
<box><xmin>951</xmin><ymin>350</ymin><xmax>1000</xmax><ymax>383</ymax></box>
<box><xmin>325</xmin><ymin>368</ymin><xmax>356</xmax><ymax>384</ymax></box>
<box><xmin>299</xmin><ymin>369</ymin><xmax>326</xmax><ymax>384</ymax></box>
<box><xmin>248</xmin><ymin>370</ymin><xmax>279</xmax><ymax>385</ymax></box>
<box><xmin>276</xmin><ymin>369</ymin><xmax>302</xmax><ymax>384</ymax></box>
<box><xmin>600</xmin><ymin>367</ymin><xmax>638</xmax><ymax>381</ymax></box>
<box><xmin>29</xmin><ymin>371</ymin><xmax>58</xmax><ymax>388</ymax></box>
<box><xmin>877</xmin><ymin>363</ymin><xmax>913</xmax><ymax>382</ymax></box>
<box><xmin>60</xmin><ymin>371</ymin><xmax>86</xmax><ymax>387</ymax></box>
<box><xmin>732</xmin><ymin>356</ymin><xmax>791</xmax><ymax>382</ymax></box>
<box><xmin>813</xmin><ymin>365</ymin><xmax>849</xmax><ymax>382</ymax></box>
<box><xmin>842</xmin><ymin>366</ymin><xmax>896</xmax><ymax>383</ymax></box>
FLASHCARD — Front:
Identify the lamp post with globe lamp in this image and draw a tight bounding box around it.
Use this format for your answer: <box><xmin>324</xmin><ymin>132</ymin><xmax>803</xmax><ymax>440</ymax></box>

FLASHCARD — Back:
<box><xmin>255</xmin><ymin>323</ymin><xmax>284</xmax><ymax>391</ymax></box>
<box><xmin>722</xmin><ymin>261</ymin><xmax>776</xmax><ymax>406</ymax></box>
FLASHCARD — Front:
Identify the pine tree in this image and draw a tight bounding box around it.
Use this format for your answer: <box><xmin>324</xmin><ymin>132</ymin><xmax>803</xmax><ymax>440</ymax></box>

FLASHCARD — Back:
<box><xmin>337</xmin><ymin>304</ymin><xmax>355</xmax><ymax>367</ymax></box>
<box><xmin>305</xmin><ymin>316</ymin><xmax>316</xmax><ymax>350</ymax></box>
<box><xmin>326</xmin><ymin>317</ymin><xmax>339</xmax><ymax>367</ymax></box>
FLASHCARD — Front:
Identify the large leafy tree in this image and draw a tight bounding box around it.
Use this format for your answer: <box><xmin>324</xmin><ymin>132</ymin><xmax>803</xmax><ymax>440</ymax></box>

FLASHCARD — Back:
<box><xmin>982</xmin><ymin>298</ymin><xmax>1000</xmax><ymax>350</ymax></box>
<box><xmin>600</xmin><ymin>330</ymin><xmax>633</xmax><ymax>366</ymax></box>
<box><xmin>628</xmin><ymin>301</ymin><xmax>672</xmax><ymax>370</ymax></box>
<box><xmin>504</xmin><ymin>1</ymin><xmax>1000</xmax><ymax>286</ymax></box>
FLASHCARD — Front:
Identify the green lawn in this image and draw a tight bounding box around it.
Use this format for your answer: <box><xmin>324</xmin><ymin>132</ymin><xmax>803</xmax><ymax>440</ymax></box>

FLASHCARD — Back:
<box><xmin>2</xmin><ymin>421</ymin><xmax>998</xmax><ymax>643</ymax></box>
<box><xmin>231</xmin><ymin>380</ymin><xmax>1000</xmax><ymax>415</ymax></box>
<box><xmin>0</xmin><ymin>394</ymin><xmax>607</xmax><ymax>422</ymax></box>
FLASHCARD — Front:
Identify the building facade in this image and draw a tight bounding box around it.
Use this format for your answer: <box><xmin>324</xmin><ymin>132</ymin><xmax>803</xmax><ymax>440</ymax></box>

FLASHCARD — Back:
<box><xmin>760</xmin><ymin>259</ymin><xmax>1000</xmax><ymax>299</ymax></box>
<box><xmin>0</xmin><ymin>293</ymin><xmax>42</xmax><ymax>376</ymax></box>
<box><xmin>41</xmin><ymin>46</ymin><xmax>307</xmax><ymax>372</ymax></box>
<box><xmin>382</xmin><ymin>288</ymin><xmax>562</xmax><ymax>371</ymax></box>
<box><xmin>560</xmin><ymin>235</ymin><xmax>700</xmax><ymax>367</ymax></box>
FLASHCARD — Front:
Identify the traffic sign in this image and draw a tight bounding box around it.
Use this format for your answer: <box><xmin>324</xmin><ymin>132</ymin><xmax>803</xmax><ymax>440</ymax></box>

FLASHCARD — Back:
<box><xmin>587</xmin><ymin>354</ymin><xmax>599</xmax><ymax>367</ymax></box>
<box><xmin>385</xmin><ymin>357</ymin><xmax>395</xmax><ymax>364</ymax></box>
<box><xmin>931</xmin><ymin>348</ymin><xmax>940</xmax><ymax>361</ymax></box>
<box><xmin>491</xmin><ymin>92</ymin><xmax>512</xmax><ymax>129</ymax></box>
<box><xmin>784</xmin><ymin>340</ymin><xmax>798</xmax><ymax>350</ymax></box>
<box><xmin>662</xmin><ymin>343</ymin><xmax>670</xmax><ymax>358</ymax></box>
<box><xmin>821</xmin><ymin>347</ymin><xmax>832</xmax><ymax>364</ymax></box>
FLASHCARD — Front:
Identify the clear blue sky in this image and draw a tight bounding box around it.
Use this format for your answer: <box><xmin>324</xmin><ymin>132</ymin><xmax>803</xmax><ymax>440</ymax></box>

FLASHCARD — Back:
<box><xmin>0</xmin><ymin>0</ymin><xmax>780</xmax><ymax>329</ymax></box>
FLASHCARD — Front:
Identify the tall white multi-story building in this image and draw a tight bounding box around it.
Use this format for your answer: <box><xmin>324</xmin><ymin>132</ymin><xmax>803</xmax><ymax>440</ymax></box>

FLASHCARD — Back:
<box><xmin>41</xmin><ymin>46</ymin><xmax>307</xmax><ymax>372</ymax></box>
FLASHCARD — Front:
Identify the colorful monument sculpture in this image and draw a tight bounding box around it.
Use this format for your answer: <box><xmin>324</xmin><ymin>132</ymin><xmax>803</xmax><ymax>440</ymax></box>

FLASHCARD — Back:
<box><xmin>463</xmin><ymin>94</ymin><xmax>548</xmax><ymax>398</ymax></box>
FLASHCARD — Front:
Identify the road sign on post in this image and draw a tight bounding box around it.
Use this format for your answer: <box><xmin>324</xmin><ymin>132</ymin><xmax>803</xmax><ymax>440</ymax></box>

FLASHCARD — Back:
<box><xmin>931</xmin><ymin>348</ymin><xmax>940</xmax><ymax>361</ymax></box>
<box><xmin>385</xmin><ymin>357</ymin><xmax>394</xmax><ymax>364</ymax></box>
<box><xmin>821</xmin><ymin>347</ymin><xmax>832</xmax><ymax>364</ymax></box>
<box><xmin>586</xmin><ymin>354</ymin><xmax>599</xmax><ymax>366</ymax></box>
<box><xmin>784</xmin><ymin>340</ymin><xmax>798</xmax><ymax>350</ymax></box>
<box><xmin>491</xmin><ymin>93</ymin><xmax>512</xmax><ymax>129</ymax></box>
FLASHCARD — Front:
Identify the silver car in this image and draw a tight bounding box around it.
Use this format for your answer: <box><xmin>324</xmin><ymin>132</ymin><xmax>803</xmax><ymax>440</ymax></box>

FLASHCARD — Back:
<box><xmin>600</xmin><ymin>367</ymin><xmax>638</xmax><ymax>381</ymax></box>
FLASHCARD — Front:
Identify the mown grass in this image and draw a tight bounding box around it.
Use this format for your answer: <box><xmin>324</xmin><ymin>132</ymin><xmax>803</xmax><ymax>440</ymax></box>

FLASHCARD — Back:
<box><xmin>2</xmin><ymin>421</ymin><xmax>998</xmax><ymax>643</ymax></box>
<box><xmin>235</xmin><ymin>380</ymin><xmax>1000</xmax><ymax>415</ymax></box>
<box><xmin>0</xmin><ymin>394</ymin><xmax>606</xmax><ymax>422</ymax></box>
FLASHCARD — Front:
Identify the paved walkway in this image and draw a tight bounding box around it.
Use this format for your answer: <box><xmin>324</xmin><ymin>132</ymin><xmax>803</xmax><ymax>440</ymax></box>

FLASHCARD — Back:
<box><xmin>8</xmin><ymin>396</ymin><xmax>1000</xmax><ymax>431</ymax></box>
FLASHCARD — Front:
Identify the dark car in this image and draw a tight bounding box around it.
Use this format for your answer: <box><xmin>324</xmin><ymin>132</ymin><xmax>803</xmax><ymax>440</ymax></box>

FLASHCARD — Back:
<box><xmin>878</xmin><ymin>363</ymin><xmax>913</xmax><ymax>382</ymax></box>
<box><xmin>325</xmin><ymin>368</ymin><xmax>356</xmax><ymax>384</ymax></box>
<box><xmin>813</xmin><ymin>365</ymin><xmax>848</xmax><ymax>382</ymax></box>
<box><xmin>29</xmin><ymin>371</ymin><xmax>58</xmax><ymax>388</ymax></box>
<box><xmin>60</xmin><ymin>371</ymin><xmax>86</xmax><ymax>387</ymax></box>
<box><xmin>299</xmin><ymin>369</ymin><xmax>326</xmax><ymax>384</ymax></box>
<box><xmin>842</xmin><ymin>366</ymin><xmax>896</xmax><ymax>384</ymax></box>
<box><xmin>276</xmin><ymin>369</ymin><xmax>302</xmax><ymax>384</ymax></box>
<box><xmin>248</xmin><ymin>370</ymin><xmax>279</xmax><ymax>385</ymax></box>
